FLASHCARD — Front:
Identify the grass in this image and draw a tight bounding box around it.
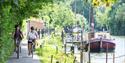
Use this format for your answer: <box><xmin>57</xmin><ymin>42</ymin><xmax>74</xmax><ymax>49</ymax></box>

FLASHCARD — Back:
<box><xmin>36</xmin><ymin>34</ymin><xmax>75</xmax><ymax>63</ymax></box>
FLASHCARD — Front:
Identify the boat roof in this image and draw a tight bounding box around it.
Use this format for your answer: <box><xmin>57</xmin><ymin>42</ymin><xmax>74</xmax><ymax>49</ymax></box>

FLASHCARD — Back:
<box><xmin>89</xmin><ymin>38</ymin><xmax>115</xmax><ymax>43</ymax></box>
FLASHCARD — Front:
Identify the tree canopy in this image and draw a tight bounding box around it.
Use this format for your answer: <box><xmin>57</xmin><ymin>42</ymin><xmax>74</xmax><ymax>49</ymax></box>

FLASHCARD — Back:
<box><xmin>109</xmin><ymin>3</ymin><xmax>125</xmax><ymax>35</ymax></box>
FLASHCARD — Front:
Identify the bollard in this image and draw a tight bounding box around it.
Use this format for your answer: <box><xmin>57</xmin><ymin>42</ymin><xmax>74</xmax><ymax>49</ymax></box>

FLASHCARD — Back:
<box><xmin>106</xmin><ymin>43</ymin><xmax>108</xmax><ymax>63</ymax></box>
<box><xmin>56</xmin><ymin>46</ymin><xmax>58</xmax><ymax>54</ymax></box>
<box><xmin>73</xmin><ymin>56</ymin><xmax>76</xmax><ymax>63</ymax></box>
<box><xmin>56</xmin><ymin>61</ymin><xmax>59</xmax><ymax>63</ymax></box>
<box><xmin>51</xmin><ymin>55</ymin><xmax>53</xmax><ymax>63</ymax></box>
<box><xmin>64</xmin><ymin>44</ymin><xmax>66</xmax><ymax>54</ymax></box>
<box><xmin>113</xmin><ymin>52</ymin><xmax>115</xmax><ymax>63</ymax></box>
<box><xmin>71</xmin><ymin>46</ymin><xmax>74</xmax><ymax>54</ymax></box>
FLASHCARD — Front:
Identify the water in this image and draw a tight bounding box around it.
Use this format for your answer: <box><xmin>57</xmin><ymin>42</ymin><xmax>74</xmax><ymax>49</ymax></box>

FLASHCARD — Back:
<box><xmin>91</xmin><ymin>36</ymin><xmax>125</xmax><ymax>63</ymax></box>
<box><xmin>65</xmin><ymin>36</ymin><xmax>125</xmax><ymax>63</ymax></box>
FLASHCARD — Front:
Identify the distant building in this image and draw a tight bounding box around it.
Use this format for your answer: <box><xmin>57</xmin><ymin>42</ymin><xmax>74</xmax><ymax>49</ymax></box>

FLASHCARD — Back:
<box><xmin>27</xmin><ymin>18</ymin><xmax>44</xmax><ymax>32</ymax></box>
<box><xmin>26</xmin><ymin>18</ymin><xmax>45</xmax><ymax>38</ymax></box>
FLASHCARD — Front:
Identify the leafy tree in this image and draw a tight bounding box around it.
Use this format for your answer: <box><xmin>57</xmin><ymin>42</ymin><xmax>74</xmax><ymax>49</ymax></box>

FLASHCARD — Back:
<box><xmin>91</xmin><ymin>0</ymin><xmax>118</xmax><ymax>31</ymax></box>
<box><xmin>76</xmin><ymin>14</ymin><xmax>89</xmax><ymax>32</ymax></box>
<box><xmin>38</xmin><ymin>2</ymin><xmax>76</xmax><ymax>29</ymax></box>
<box><xmin>109</xmin><ymin>3</ymin><xmax>125</xmax><ymax>35</ymax></box>
<box><xmin>71</xmin><ymin>0</ymin><xmax>90</xmax><ymax>20</ymax></box>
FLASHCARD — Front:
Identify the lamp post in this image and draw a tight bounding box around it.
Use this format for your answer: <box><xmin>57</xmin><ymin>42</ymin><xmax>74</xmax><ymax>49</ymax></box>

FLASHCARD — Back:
<box><xmin>80</xmin><ymin>29</ymin><xmax>84</xmax><ymax>63</ymax></box>
<box><xmin>26</xmin><ymin>19</ymin><xmax>30</xmax><ymax>34</ymax></box>
<box><xmin>88</xmin><ymin>1</ymin><xmax>94</xmax><ymax>63</ymax></box>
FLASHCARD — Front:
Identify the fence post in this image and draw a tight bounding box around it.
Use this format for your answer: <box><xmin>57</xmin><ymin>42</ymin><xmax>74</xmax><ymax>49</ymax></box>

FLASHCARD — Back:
<box><xmin>113</xmin><ymin>52</ymin><xmax>115</xmax><ymax>63</ymax></box>
<box><xmin>106</xmin><ymin>43</ymin><xmax>108</xmax><ymax>63</ymax></box>
<box><xmin>73</xmin><ymin>56</ymin><xmax>76</xmax><ymax>63</ymax></box>
<box><xmin>51</xmin><ymin>55</ymin><xmax>53</xmax><ymax>63</ymax></box>
<box><xmin>64</xmin><ymin>44</ymin><xmax>66</xmax><ymax>54</ymax></box>
<box><xmin>71</xmin><ymin>46</ymin><xmax>74</xmax><ymax>54</ymax></box>
<box><xmin>56</xmin><ymin>46</ymin><xmax>58</xmax><ymax>54</ymax></box>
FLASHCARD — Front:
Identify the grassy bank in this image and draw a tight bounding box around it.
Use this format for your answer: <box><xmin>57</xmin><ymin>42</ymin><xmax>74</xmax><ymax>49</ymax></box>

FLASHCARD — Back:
<box><xmin>36</xmin><ymin>34</ymin><xmax>75</xmax><ymax>63</ymax></box>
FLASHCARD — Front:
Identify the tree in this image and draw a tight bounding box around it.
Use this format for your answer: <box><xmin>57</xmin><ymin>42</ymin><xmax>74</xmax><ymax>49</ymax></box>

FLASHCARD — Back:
<box><xmin>109</xmin><ymin>3</ymin><xmax>125</xmax><ymax>35</ymax></box>
<box><xmin>38</xmin><ymin>2</ymin><xmax>76</xmax><ymax>29</ymax></box>
<box><xmin>91</xmin><ymin>0</ymin><xmax>118</xmax><ymax>31</ymax></box>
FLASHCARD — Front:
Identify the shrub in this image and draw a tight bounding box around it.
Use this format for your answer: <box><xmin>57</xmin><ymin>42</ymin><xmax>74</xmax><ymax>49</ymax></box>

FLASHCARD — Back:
<box><xmin>36</xmin><ymin>34</ymin><xmax>74</xmax><ymax>63</ymax></box>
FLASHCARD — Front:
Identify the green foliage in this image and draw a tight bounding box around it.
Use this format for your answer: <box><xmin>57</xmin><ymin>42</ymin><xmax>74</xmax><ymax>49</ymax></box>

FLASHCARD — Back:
<box><xmin>71</xmin><ymin>0</ymin><xmax>90</xmax><ymax>20</ymax></box>
<box><xmin>91</xmin><ymin>0</ymin><xmax>118</xmax><ymax>32</ymax></box>
<box><xmin>36</xmin><ymin>34</ymin><xmax>74</xmax><ymax>63</ymax></box>
<box><xmin>94</xmin><ymin>6</ymin><xmax>112</xmax><ymax>31</ymax></box>
<box><xmin>109</xmin><ymin>3</ymin><xmax>125</xmax><ymax>35</ymax></box>
<box><xmin>0</xmin><ymin>5</ymin><xmax>15</xmax><ymax>63</ymax></box>
<box><xmin>38</xmin><ymin>3</ymin><xmax>76</xmax><ymax>29</ymax></box>
<box><xmin>76</xmin><ymin>14</ymin><xmax>89</xmax><ymax>32</ymax></box>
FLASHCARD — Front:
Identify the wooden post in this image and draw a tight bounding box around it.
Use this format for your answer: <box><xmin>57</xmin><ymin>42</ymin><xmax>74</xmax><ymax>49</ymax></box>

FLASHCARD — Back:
<box><xmin>89</xmin><ymin>49</ymin><xmax>91</xmax><ymax>63</ymax></box>
<box><xmin>73</xmin><ymin>56</ymin><xmax>76</xmax><ymax>63</ymax></box>
<box><xmin>51</xmin><ymin>55</ymin><xmax>53</xmax><ymax>63</ymax></box>
<box><xmin>106</xmin><ymin>43</ymin><xmax>108</xmax><ymax>63</ymax></box>
<box><xmin>88</xmin><ymin>39</ymin><xmax>91</xmax><ymax>63</ymax></box>
<box><xmin>80</xmin><ymin>50</ymin><xmax>83</xmax><ymax>63</ymax></box>
<box><xmin>64</xmin><ymin>44</ymin><xmax>66</xmax><ymax>54</ymax></box>
<box><xmin>56</xmin><ymin>46</ymin><xmax>58</xmax><ymax>54</ymax></box>
<box><xmin>91</xmin><ymin>4</ymin><xmax>94</xmax><ymax>32</ymax></box>
<box><xmin>61</xmin><ymin>30</ymin><xmax>64</xmax><ymax>43</ymax></box>
<box><xmin>80</xmin><ymin>30</ymin><xmax>84</xmax><ymax>63</ymax></box>
<box><xmin>113</xmin><ymin>52</ymin><xmax>115</xmax><ymax>63</ymax></box>
<box><xmin>71</xmin><ymin>46</ymin><xmax>74</xmax><ymax>54</ymax></box>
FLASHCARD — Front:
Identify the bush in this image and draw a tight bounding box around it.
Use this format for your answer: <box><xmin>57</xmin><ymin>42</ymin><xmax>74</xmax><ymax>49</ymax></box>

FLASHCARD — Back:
<box><xmin>0</xmin><ymin>26</ymin><xmax>15</xmax><ymax>63</ymax></box>
<box><xmin>36</xmin><ymin>34</ymin><xmax>74</xmax><ymax>63</ymax></box>
<box><xmin>0</xmin><ymin>7</ymin><xmax>20</xmax><ymax>62</ymax></box>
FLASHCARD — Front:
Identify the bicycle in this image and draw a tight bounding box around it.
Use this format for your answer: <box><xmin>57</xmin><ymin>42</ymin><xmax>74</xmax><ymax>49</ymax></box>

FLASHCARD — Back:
<box><xmin>31</xmin><ymin>42</ymin><xmax>35</xmax><ymax>57</ymax></box>
<box><xmin>15</xmin><ymin>38</ymin><xmax>21</xmax><ymax>59</ymax></box>
<box><xmin>28</xmin><ymin>39</ymin><xmax>35</xmax><ymax>58</ymax></box>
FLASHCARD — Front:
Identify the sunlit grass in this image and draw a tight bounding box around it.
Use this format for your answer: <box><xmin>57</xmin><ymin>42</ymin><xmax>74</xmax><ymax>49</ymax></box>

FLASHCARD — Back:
<box><xmin>36</xmin><ymin>34</ymin><xmax>74</xmax><ymax>63</ymax></box>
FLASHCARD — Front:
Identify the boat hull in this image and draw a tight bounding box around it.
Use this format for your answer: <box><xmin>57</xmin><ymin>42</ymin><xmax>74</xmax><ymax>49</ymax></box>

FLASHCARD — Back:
<box><xmin>85</xmin><ymin>39</ymin><xmax>116</xmax><ymax>53</ymax></box>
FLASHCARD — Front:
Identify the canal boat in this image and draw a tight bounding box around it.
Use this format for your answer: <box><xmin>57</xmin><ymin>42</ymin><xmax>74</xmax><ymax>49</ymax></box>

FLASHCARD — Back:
<box><xmin>85</xmin><ymin>32</ymin><xmax>116</xmax><ymax>53</ymax></box>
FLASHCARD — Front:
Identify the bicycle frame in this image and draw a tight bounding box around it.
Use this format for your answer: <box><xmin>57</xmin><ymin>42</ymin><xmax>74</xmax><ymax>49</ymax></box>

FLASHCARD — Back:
<box><xmin>31</xmin><ymin>42</ymin><xmax>35</xmax><ymax>57</ymax></box>
<box><xmin>15</xmin><ymin>38</ymin><xmax>21</xmax><ymax>59</ymax></box>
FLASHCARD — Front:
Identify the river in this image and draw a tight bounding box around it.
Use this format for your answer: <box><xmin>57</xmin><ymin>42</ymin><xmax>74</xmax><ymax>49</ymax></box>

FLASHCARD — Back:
<box><xmin>91</xmin><ymin>36</ymin><xmax>125</xmax><ymax>63</ymax></box>
<box><xmin>65</xmin><ymin>36</ymin><xmax>125</xmax><ymax>63</ymax></box>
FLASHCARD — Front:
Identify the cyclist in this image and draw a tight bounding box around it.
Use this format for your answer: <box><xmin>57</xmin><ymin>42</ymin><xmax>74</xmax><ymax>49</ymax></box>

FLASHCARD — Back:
<box><xmin>13</xmin><ymin>24</ymin><xmax>23</xmax><ymax>52</ymax></box>
<box><xmin>27</xmin><ymin>26</ymin><xmax>38</xmax><ymax>55</ymax></box>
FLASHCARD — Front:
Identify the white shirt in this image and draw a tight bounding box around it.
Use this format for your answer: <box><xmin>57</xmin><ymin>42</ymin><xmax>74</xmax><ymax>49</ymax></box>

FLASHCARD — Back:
<box><xmin>28</xmin><ymin>30</ymin><xmax>38</xmax><ymax>40</ymax></box>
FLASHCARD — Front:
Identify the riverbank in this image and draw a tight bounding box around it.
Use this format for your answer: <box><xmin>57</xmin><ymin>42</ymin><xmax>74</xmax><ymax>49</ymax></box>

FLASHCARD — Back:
<box><xmin>36</xmin><ymin>35</ymin><xmax>75</xmax><ymax>63</ymax></box>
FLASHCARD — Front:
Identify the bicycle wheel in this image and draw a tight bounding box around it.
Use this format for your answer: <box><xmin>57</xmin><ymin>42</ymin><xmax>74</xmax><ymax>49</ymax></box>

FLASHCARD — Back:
<box><xmin>17</xmin><ymin>46</ymin><xmax>19</xmax><ymax>59</ymax></box>
<box><xmin>16</xmin><ymin>39</ymin><xmax>20</xmax><ymax>59</ymax></box>
<box><xmin>20</xmin><ymin>46</ymin><xmax>21</xmax><ymax>53</ymax></box>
